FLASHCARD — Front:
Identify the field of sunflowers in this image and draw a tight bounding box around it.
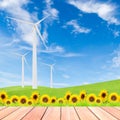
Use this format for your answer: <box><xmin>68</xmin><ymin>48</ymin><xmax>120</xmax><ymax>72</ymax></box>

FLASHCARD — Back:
<box><xmin>0</xmin><ymin>90</ymin><xmax>120</xmax><ymax>106</ymax></box>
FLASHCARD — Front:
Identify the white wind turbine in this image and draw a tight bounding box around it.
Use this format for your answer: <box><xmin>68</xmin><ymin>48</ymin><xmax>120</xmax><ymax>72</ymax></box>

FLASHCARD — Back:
<box><xmin>42</xmin><ymin>63</ymin><xmax>55</xmax><ymax>88</ymax></box>
<box><xmin>14</xmin><ymin>52</ymin><xmax>29</xmax><ymax>88</ymax></box>
<box><xmin>7</xmin><ymin>15</ymin><xmax>49</xmax><ymax>89</ymax></box>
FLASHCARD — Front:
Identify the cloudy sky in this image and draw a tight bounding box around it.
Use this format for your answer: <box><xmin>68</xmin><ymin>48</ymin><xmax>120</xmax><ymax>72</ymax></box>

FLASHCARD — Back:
<box><xmin>0</xmin><ymin>0</ymin><xmax>120</xmax><ymax>88</ymax></box>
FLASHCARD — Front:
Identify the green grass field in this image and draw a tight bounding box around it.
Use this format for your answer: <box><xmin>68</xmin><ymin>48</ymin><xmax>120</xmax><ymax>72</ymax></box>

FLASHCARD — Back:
<box><xmin>0</xmin><ymin>79</ymin><xmax>120</xmax><ymax>97</ymax></box>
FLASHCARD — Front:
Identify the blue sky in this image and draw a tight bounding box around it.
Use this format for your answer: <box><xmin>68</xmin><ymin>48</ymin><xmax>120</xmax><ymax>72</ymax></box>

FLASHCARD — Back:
<box><xmin>0</xmin><ymin>0</ymin><xmax>120</xmax><ymax>88</ymax></box>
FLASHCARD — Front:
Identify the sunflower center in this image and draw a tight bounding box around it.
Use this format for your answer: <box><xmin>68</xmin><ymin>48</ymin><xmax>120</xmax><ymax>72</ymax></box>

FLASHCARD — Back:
<box><xmin>52</xmin><ymin>99</ymin><xmax>56</xmax><ymax>103</ymax></box>
<box><xmin>1</xmin><ymin>94</ymin><xmax>6</xmax><ymax>99</ymax></box>
<box><xmin>111</xmin><ymin>95</ymin><xmax>117</xmax><ymax>101</ymax></box>
<box><xmin>102</xmin><ymin>93</ymin><xmax>106</xmax><ymax>98</ymax></box>
<box><xmin>43</xmin><ymin>97</ymin><xmax>48</xmax><ymax>103</ymax></box>
<box><xmin>33</xmin><ymin>95</ymin><xmax>38</xmax><ymax>100</ymax></box>
<box><xmin>12</xmin><ymin>98</ymin><xmax>18</xmax><ymax>103</ymax></box>
<box><xmin>72</xmin><ymin>97</ymin><xmax>77</xmax><ymax>103</ymax></box>
<box><xmin>89</xmin><ymin>97</ymin><xmax>95</xmax><ymax>102</ymax></box>
<box><xmin>6</xmin><ymin>101</ymin><xmax>10</xmax><ymax>105</ymax></box>
<box><xmin>81</xmin><ymin>94</ymin><xmax>85</xmax><ymax>99</ymax></box>
<box><xmin>96</xmin><ymin>99</ymin><xmax>100</xmax><ymax>103</ymax></box>
<box><xmin>28</xmin><ymin>101</ymin><xmax>32</xmax><ymax>105</ymax></box>
<box><xmin>21</xmin><ymin>99</ymin><xmax>26</xmax><ymax>104</ymax></box>
<box><xmin>59</xmin><ymin>100</ymin><xmax>63</xmax><ymax>104</ymax></box>
<box><xmin>66</xmin><ymin>95</ymin><xmax>70</xmax><ymax>100</ymax></box>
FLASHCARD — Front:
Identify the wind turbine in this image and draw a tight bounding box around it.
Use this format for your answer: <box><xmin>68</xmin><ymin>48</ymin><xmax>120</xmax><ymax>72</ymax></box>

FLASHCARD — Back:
<box><xmin>7</xmin><ymin>15</ymin><xmax>49</xmax><ymax>89</ymax></box>
<box><xmin>42</xmin><ymin>63</ymin><xmax>55</xmax><ymax>88</ymax></box>
<box><xmin>14</xmin><ymin>52</ymin><xmax>29</xmax><ymax>88</ymax></box>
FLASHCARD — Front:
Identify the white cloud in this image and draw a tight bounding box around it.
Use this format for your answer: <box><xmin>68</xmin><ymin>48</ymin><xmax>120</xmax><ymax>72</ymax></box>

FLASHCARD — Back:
<box><xmin>53</xmin><ymin>83</ymin><xmax>69</xmax><ymax>87</ymax></box>
<box><xmin>82</xmin><ymin>82</ymin><xmax>89</xmax><ymax>85</ymax></box>
<box><xmin>112</xmin><ymin>55</ymin><xmax>120</xmax><ymax>68</ymax></box>
<box><xmin>42</xmin><ymin>0</ymin><xmax>59</xmax><ymax>43</ymax></box>
<box><xmin>0</xmin><ymin>71</ymin><xmax>20</xmax><ymax>79</ymax></box>
<box><xmin>61</xmin><ymin>52</ymin><xmax>85</xmax><ymax>57</ymax></box>
<box><xmin>0</xmin><ymin>0</ymin><xmax>39</xmax><ymax>46</ymax></box>
<box><xmin>2</xmin><ymin>38</ymin><xmax>20</xmax><ymax>47</ymax></box>
<box><xmin>40</xmin><ymin>45</ymin><xmax>65</xmax><ymax>53</ymax></box>
<box><xmin>64</xmin><ymin>20</ymin><xmax>91</xmax><ymax>34</ymax></box>
<box><xmin>62</xmin><ymin>74</ymin><xmax>70</xmax><ymax>79</ymax></box>
<box><xmin>43</xmin><ymin>0</ymin><xmax>59</xmax><ymax>22</ymax></box>
<box><xmin>68</xmin><ymin>0</ymin><xmax>119</xmax><ymax>25</ymax></box>
<box><xmin>113</xmin><ymin>31</ymin><xmax>120</xmax><ymax>38</ymax></box>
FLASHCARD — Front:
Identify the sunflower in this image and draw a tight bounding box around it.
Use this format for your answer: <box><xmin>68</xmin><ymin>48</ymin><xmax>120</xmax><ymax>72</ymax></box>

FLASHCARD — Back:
<box><xmin>11</xmin><ymin>95</ymin><xmax>19</xmax><ymax>103</ymax></box>
<box><xmin>40</xmin><ymin>95</ymin><xmax>50</xmax><ymax>104</ymax></box>
<box><xmin>108</xmin><ymin>93</ymin><xmax>119</xmax><ymax>103</ymax></box>
<box><xmin>31</xmin><ymin>91</ymin><xmax>39</xmax><ymax>103</ymax></box>
<box><xmin>57</xmin><ymin>98</ymin><xmax>65</xmax><ymax>104</ymax></box>
<box><xmin>64</xmin><ymin>91</ymin><xmax>72</xmax><ymax>101</ymax></box>
<box><xmin>51</xmin><ymin>97</ymin><xmax>57</xmax><ymax>104</ymax></box>
<box><xmin>27</xmin><ymin>99</ymin><xmax>33</xmax><ymax>106</ymax></box>
<box><xmin>96</xmin><ymin>97</ymin><xmax>102</xmax><ymax>104</ymax></box>
<box><xmin>19</xmin><ymin>96</ymin><xmax>28</xmax><ymax>105</ymax></box>
<box><xmin>86</xmin><ymin>94</ymin><xmax>96</xmax><ymax>104</ymax></box>
<box><xmin>5</xmin><ymin>99</ymin><xmax>12</xmax><ymax>106</ymax></box>
<box><xmin>69</xmin><ymin>95</ymin><xmax>79</xmax><ymax>104</ymax></box>
<box><xmin>79</xmin><ymin>90</ymin><xmax>87</xmax><ymax>101</ymax></box>
<box><xmin>99</xmin><ymin>90</ymin><xmax>108</xmax><ymax>102</ymax></box>
<box><xmin>0</xmin><ymin>91</ymin><xmax>8</xmax><ymax>102</ymax></box>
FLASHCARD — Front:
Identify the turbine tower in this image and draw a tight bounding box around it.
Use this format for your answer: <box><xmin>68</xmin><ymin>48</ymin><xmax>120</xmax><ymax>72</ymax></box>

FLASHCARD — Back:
<box><xmin>7</xmin><ymin>16</ymin><xmax>49</xmax><ymax>89</ymax></box>
<box><xmin>14</xmin><ymin>52</ymin><xmax>29</xmax><ymax>88</ymax></box>
<box><xmin>42</xmin><ymin>63</ymin><xmax>55</xmax><ymax>88</ymax></box>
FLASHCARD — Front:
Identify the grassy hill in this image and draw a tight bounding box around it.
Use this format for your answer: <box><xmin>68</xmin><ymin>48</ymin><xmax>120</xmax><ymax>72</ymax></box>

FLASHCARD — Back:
<box><xmin>0</xmin><ymin>79</ymin><xmax>120</xmax><ymax>97</ymax></box>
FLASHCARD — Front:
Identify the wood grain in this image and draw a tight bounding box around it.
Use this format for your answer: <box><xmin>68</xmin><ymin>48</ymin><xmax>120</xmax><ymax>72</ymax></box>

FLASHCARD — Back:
<box><xmin>89</xmin><ymin>107</ymin><xmax>117</xmax><ymax>120</ymax></box>
<box><xmin>0</xmin><ymin>107</ymin><xmax>120</xmax><ymax>120</ymax></box>
<box><xmin>0</xmin><ymin>107</ymin><xmax>19</xmax><ymax>119</ymax></box>
<box><xmin>61</xmin><ymin>107</ymin><xmax>79</xmax><ymax>120</ymax></box>
<box><xmin>42</xmin><ymin>107</ymin><xmax>60</xmax><ymax>120</ymax></box>
<box><xmin>75</xmin><ymin>107</ymin><xmax>99</xmax><ymax>120</ymax></box>
<box><xmin>2</xmin><ymin>107</ymin><xmax>33</xmax><ymax>120</ymax></box>
<box><xmin>102</xmin><ymin>107</ymin><xmax>120</xmax><ymax>120</ymax></box>
<box><xmin>22</xmin><ymin>107</ymin><xmax>47</xmax><ymax>120</ymax></box>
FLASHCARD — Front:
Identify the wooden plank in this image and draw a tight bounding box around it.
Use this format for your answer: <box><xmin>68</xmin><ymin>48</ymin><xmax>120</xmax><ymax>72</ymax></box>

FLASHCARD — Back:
<box><xmin>102</xmin><ymin>107</ymin><xmax>120</xmax><ymax>120</ymax></box>
<box><xmin>0</xmin><ymin>107</ymin><xmax>19</xmax><ymax>119</ymax></box>
<box><xmin>61</xmin><ymin>107</ymin><xmax>79</xmax><ymax>120</ymax></box>
<box><xmin>2</xmin><ymin>107</ymin><xmax>33</xmax><ymax>120</ymax></box>
<box><xmin>0</xmin><ymin>107</ymin><xmax>6</xmax><ymax>111</ymax></box>
<box><xmin>75</xmin><ymin>107</ymin><xmax>98</xmax><ymax>120</ymax></box>
<box><xmin>89</xmin><ymin>107</ymin><xmax>117</xmax><ymax>120</ymax></box>
<box><xmin>22</xmin><ymin>107</ymin><xmax>47</xmax><ymax>120</ymax></box>
<box><xmin>115</xmin><ymin>107</ymin><xmax>120</xmax><ymax>111</ymax></box>
<box><xmin>42</xmin><ymin>107</ymin><xmax>60</xmax><ymax>120</ymax></box>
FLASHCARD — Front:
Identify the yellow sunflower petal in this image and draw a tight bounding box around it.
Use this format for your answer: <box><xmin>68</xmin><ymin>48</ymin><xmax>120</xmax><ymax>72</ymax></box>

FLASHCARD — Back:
<box><xmin>31</xmin><ymin>91</ymin><xmax>39</xmax><ymax>103</ymax></box>
<box><xmin>86</xmin><ymin>94</ymin><xmax>96</xmax><ymax>104</ymax></box>
<box><xmin>51</xmin><ymin>97</ymin><xmax>57</xmax><ymax>104</ymax></box>
<box><xmin>69</xmin><ymin>94</ymin><xmax>79</xmax><ymax>104</ymax></box>
<box><xmin>40</xmin><ymin>95</ymin><xmax>50</xmax><ymax>104</ymax></box>
<box><xmin>19</xmin><ymin>96</ymin><xmax>28</xmax><ymax>105</ymax></box>
<box><xmin>98</xmin><ymin>90</ymin><xmax>108</xmax><ymax>102</ymax></box>
<box><xmin>64</xmin><ymin>91</ymin><xmax>72</xmax><ymax>101</ymax></box>
<box><xmin>11</xmin><ymin>95</ymin><xmax>19</xmax><ymax>103</ymax></box>
<box><xmin>108</xmin><ymin>93</ymin><xmax>119</xmax><ymax>103</ymax></box>
<box><xmin>0</xmin><ymin>91</ymin><xmax>8</xmax><ymax>102</ymax></box>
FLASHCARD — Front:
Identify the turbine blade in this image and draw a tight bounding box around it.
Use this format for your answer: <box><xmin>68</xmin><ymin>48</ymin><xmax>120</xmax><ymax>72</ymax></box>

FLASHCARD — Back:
<box><xmin>23</xmin><ymin>51</ymin><xmax>30</xmax><ymax>57</ymax></box>
<box><xmin>41</xmin><ymin>62</ymin><xmax>50</xmax><ymax>67</ymax></box>
<box><xmin>35</xmin><ymin>26</ymin><xmax>48</xmax><ymax>49</ymax></box>
<box><xmin>24</xmin><ymin>57</ymin><xmax>30</xmax><ymax>69</ymax></box>
<box><xmin>36</xmin><ymin>15</ymin><xmax>49</xmax><ymax>25</ymax></box>
<box><xmin>7</xmin><ymin>17</ymin><xmax>33</xmax><ymax>25</ymax></box>
<box><xmin>12</xmin><ymin>52</ymin><xmax>22</xmax><ymax>57</ymax></box>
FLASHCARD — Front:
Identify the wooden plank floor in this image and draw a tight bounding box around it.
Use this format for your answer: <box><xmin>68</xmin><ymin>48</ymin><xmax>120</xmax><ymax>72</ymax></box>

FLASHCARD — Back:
<box><xmin>0</xmin><ymin>107</ymin><xmax>120</xmax><ymax>120</ymax></box>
